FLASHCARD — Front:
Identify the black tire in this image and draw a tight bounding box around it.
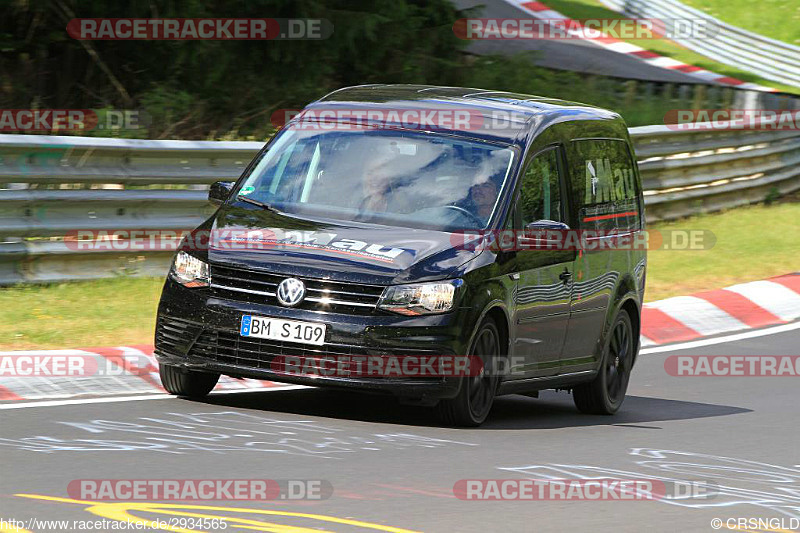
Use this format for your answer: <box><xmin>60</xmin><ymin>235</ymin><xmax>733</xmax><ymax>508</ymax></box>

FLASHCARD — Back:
<box><xmin>438</xmin><ymin>318</ymin><xmax>501</xmax><ymax>427</ymax></box>
<box><xmin>573</xmin><ymin>309</ymin><xmax>635</xmax><ymax>415</ymax></box>
<box><xmin>160</xmin><ymin>363</ymin><xmax>220</xmax><ymax>399</ymax></box>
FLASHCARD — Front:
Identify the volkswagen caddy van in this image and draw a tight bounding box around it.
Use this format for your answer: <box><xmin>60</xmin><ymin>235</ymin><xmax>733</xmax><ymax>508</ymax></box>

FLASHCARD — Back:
<box><xmin>155</xmin><ymin>85</ymin><xmax>646</xmax><ymax>426</ymax></box>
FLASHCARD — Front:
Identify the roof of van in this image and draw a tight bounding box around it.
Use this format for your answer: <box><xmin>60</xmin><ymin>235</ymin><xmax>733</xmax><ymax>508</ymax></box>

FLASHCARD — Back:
<box><xmin>296</xmin><ymin>84</ymin><xmax>625</xmax><ymax>145</ymax></box>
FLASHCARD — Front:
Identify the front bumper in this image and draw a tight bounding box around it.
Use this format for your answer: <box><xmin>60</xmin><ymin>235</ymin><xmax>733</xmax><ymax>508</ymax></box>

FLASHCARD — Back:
<box><xmin>154</xmin><ymin>278</ymin><xmax>472</xmax><ymax>401</ymax></box>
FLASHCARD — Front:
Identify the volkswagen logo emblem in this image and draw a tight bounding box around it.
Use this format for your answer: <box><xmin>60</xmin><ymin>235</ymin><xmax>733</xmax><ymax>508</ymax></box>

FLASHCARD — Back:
<box><xmin>276</xmin><ymin>278</ymin><xmax>306</xmax><ymax>307</ymax></box>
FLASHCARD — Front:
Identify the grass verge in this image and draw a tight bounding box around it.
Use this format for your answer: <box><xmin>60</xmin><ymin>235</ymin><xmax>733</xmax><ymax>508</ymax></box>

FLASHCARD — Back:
<box><xmin>645</xmin><ymin>199</ymin><xmax>799</xmax><ymax>300</ymax></box>
<box><xmin>1</xmin><ymin>201</ymin><xmax>798</xmax><ymax>350</ymax></box>
<box><xmin>2</xmin><ymin>277</ymin><xmax>165</xmax><ymax>351</ymax></box>
<box><xmin>681</xmin><ymin>0</ymin><xmax>799</xmax><ymax>46</ymax></box>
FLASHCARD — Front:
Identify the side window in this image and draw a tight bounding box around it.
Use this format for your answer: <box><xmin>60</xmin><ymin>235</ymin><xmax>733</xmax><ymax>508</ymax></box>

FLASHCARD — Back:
<box><xmin>568</xmin><ymin>139</ymin><xmax>641</xmax><ymax>231</ymax></box>
<box><xmin>518</xmin><ymin>148</ymin><xmax>564</xmax><ymax>228</ymax></box>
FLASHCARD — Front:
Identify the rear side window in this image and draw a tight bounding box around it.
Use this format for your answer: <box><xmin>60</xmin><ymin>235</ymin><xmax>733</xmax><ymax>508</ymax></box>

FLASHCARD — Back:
<box><xmin>517</xmin><ymin>147</ymin><xmax>564</xmax><ymax>228</ymax></box>
<box><xmin>568</xmin><ymin>139</ymin><xmax>641</xmax><ymax>231</ymax></box>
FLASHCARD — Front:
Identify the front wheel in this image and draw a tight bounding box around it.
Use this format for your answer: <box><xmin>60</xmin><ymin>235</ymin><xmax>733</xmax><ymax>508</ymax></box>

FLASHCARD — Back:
<box><xmin>160</xmin><ymin>363</ymin><xmax>220</xmax><ymax>399</ymax></box>
<box><xmin>573</xmin><ymin>309</ymin><xmax>635</xmax><ymax>415</ymax></box>
<box><xmin>438</xmin><ymin>318</ymin><xmax>501</xmax><ymax>427</ymax></box>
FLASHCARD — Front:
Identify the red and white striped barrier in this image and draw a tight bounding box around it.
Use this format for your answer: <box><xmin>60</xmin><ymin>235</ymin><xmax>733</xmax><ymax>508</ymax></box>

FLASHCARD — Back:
<box><xmin>641</xmin><ymin>273</ymin><xmax>800</xmax><ymax>345</ymax></box>
<box><xmin>503</xmin><ymin>0</ymin><xmax>776</xmax><ymax>92</ymax></box>
<box><xmin>1</xmin><ymin>274</ymin><xmax>797</xmax><ymax>402</ymax></box>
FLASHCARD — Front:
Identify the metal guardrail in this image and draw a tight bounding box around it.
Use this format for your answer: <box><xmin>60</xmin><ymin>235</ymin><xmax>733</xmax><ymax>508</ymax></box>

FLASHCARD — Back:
<box><xmin>1</xmin><ymin>125</ymin><xmax>799</xmax><ymax>284</ymax></box>
<box><xmin>598</xmin><ymin>0</ymin><xmax>800</xmax><ymax>88</ymax></box>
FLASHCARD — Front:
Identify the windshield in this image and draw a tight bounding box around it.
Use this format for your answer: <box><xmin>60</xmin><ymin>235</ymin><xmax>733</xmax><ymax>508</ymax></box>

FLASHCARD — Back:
<box><xmin>234</xmin><ymin>126</ymin><xmax>516</xmax><ymax>231</ymax></box>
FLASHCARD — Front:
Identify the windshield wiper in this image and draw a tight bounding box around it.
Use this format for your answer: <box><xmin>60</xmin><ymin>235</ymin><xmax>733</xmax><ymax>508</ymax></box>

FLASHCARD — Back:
<box><xmin>236</xmin><ymin>195</ymin><xmax>279</xmax><ymax>213</ymax></box>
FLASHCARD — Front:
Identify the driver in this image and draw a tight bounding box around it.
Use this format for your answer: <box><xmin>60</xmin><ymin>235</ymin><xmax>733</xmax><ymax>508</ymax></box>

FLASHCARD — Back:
<box><xmin>360</xmin><ymin>159</ymin><xmax>394</xmax><ymax>212</ymax></box>
<box><xmin>467</xmin><ymin>179</ymin><xmax>498</xmax><ymax>222</ymax></box>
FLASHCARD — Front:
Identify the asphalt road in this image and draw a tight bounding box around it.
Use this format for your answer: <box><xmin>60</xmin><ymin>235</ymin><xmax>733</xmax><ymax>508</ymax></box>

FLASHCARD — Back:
<box><xmin>451</xmin><ymin>0</ymin><xmax>707</xmax><ymax>84</ymax></box>
<box><xmin>1</xmin><ymin>323</ymin><xmax>799</xmax><ymax>532</ymax></box>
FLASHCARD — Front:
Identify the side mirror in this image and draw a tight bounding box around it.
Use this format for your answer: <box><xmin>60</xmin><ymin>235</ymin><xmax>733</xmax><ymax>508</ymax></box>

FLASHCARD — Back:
<box><xmin>525</xmin><ymin>219</ymin><xmax>570</xmax><ymax>231</ymax></box>
<box><xmin>518</xmin><ymin>220</ymin><xmax>571</xmax><ymax>249</ymax></box>
<box><xmin>208</xmin><ymin>181</ymin><xmax>235</xmax><ymax>206</ymax></box>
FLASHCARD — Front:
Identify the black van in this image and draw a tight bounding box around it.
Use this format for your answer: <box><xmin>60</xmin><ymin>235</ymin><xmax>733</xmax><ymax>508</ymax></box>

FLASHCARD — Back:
<box><xmin>155</xmin><ymin>85</ymin><xmax>646</xmax><ymax>426</ymax></box>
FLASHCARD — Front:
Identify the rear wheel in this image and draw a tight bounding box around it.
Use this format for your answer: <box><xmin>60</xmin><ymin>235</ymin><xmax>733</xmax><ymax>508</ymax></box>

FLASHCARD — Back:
<box><xmin>438</xmin><ymin>318</ymin><xmax>501</xmax><ymax>427</ymax></box>
<box><xmin>160</xmin><ymin>363</ymin><xmax>220</xmax><ymax>399</ymax></box>
<box><xmin>573</xmin><ymin>309</ymin><xmax>634</xmax><ymax>415</ymax></box>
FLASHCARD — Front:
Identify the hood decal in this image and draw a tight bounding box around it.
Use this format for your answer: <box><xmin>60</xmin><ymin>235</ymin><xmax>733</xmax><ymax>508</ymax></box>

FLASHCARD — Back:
<box><xmin>211</xmin><ymin>227</ymin><xmax>413</xmax><ymax>264</ymax></box>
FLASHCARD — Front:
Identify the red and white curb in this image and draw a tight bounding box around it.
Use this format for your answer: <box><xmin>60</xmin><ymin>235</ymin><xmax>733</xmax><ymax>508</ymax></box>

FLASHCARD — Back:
<box><xmin>502</xmin><ymin>0</ymin><xmax>776</xmax><ymax>92</ymax></box>
<box><xmin>0</xmin><ymin>345</ymin><xmax>288</xmax><ymax>402</ymax></box>
<box><xmin>1</xmin><ymin>274</ymin><xmax>797</xmax><ymax>402</ymax></box>
<box><xmin>641</xmin><ymin>273</ymin><xmax>800</xmax><ymax>345</ymax></box>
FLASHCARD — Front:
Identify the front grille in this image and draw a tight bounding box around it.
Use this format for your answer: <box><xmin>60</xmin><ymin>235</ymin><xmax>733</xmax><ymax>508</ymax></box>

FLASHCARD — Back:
<box><xmin>210</xmin><ymin>265</ymin><xmax>384</xmax><ymax>315</ymax></box>
<box><xmin>157</xmin><ymin>316</ymin><xmax>447</xmax><ymax>381</ymax></box>
<box><xmin>155</xmin><ymin>316</ymin><xmax>202</xmax><ymax>356</ymax></box>
<box><xmin>187</xmin><ymin>327</ymin><xmax>442</xmax><ymax>375</ymax></box>
<box><xmin>189</xmin><ymin>329</ymin><xmax>355</xmax><ymax>368</ymax></box>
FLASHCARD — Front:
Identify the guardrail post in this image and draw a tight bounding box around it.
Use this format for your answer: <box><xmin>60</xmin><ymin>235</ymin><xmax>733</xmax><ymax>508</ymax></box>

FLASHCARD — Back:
<box><xmin>692</xmin><ymin>84</ymin><xmax>706</xmax><ymax>110</ymax></box>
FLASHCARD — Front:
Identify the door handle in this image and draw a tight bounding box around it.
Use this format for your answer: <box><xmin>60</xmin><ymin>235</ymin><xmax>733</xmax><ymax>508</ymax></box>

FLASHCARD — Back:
<box><xmin>559</xmin><ymin>270</ymin><xmax>572</xmax><ymax>283</ymax></box>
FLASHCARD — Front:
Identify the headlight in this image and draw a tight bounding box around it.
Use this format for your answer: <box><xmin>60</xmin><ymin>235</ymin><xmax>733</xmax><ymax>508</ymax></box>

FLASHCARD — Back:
<box><xmin>171</xmin><ymin>251</ymin><xmax>209</xmax><ymax>288</ymax></box>
<box><xmin>378</xmin><ymin>279</ymin><xmax>463</xmax><ymax>316</ymax></box>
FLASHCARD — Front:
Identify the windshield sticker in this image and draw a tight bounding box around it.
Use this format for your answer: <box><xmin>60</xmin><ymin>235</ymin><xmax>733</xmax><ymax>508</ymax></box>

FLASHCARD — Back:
<box><xmin>239</xmin><ymin>185</ymin><xmax>256</xmax><ymax>195</ymax></box>
<box><xmin>584</xmin><ymin>158</ymin><xmax>635</xmax><ymax>205</ymax></box>
<box><xmin>581</xmin><ymin>198</ymin><xmax>639</xmax><ymax>223</ymax></box>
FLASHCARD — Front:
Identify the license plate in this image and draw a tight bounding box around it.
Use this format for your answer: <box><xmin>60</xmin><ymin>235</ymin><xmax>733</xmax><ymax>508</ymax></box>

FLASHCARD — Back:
<box><xmin>240</xmin><ymin>315</ymin><xmax>326</xmax><ymax>346</ymax></box>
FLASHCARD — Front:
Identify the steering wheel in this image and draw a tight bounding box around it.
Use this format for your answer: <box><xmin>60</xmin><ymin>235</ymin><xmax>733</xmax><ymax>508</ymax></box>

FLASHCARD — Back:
<box><xmin>443</xmin><ymin>205</ymin><xmax>485</xmax><ymax>227</ymax></box>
